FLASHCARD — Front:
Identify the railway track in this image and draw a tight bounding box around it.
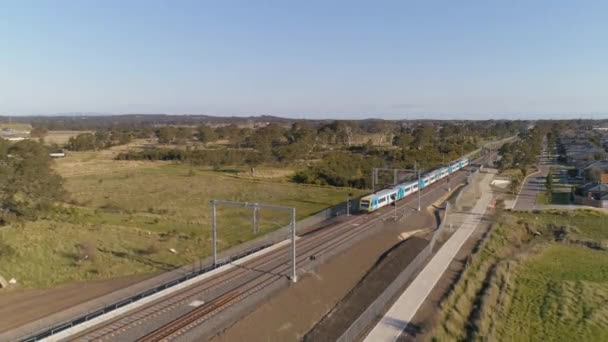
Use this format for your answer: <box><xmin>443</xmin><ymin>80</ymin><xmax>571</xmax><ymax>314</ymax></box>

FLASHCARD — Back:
<box><xmin>72</xmin><ymin>201</ymin><xmax>390</xmax><ymax>341</ymax></box>
<box><xmin>68</xmin><ymin>166</ymin><xmax>481</xmax><ymax>342</ymax></box>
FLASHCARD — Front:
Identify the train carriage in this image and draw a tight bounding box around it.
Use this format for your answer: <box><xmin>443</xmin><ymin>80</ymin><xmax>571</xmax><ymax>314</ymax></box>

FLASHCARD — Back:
<box><xmin>359</xmin><ymin>157</ymin><xmax>469</xmax><ymax>213</ymax></box>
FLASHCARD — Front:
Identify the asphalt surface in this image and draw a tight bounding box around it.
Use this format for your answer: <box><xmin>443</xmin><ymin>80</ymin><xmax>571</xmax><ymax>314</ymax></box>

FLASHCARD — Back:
<box><xmin>512</xmin><ymin>145</ymin><xmax>557</xmax><ymax>211</ymax></box>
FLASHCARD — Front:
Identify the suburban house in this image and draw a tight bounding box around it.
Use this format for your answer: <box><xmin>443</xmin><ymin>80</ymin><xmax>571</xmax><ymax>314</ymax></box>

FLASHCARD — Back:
<box><xmin>574</xmin><ymin>182</ymin><xmax>608</xmax><ymax>208</ymax></box>
<box><xmin>559</xmin><ymin>134</ymin><xmax>606</xmax><ymax>168</ymax></box>
<box><xmin>581</xmin><ymin>160</ymin><xmax>608</xmax><ymax>183</ymax></box>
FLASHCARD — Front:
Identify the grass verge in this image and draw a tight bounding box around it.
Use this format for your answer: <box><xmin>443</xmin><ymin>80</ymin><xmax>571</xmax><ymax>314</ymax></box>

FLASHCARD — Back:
<box><xmin>430</xmin><ymin>209</ymin><xmax>608</xmax><ymax>341</ymax></box>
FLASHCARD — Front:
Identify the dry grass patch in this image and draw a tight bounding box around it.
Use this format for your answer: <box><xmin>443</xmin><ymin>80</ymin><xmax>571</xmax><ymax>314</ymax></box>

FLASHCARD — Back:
<box><xmin>0</xmin><ymin>156</ymin><xmax>363</xmax><ymax>289</ymax></box>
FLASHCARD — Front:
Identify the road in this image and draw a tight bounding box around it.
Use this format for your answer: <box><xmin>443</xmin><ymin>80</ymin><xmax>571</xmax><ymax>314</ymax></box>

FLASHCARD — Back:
<box><xmin>31</xmin><ymin>168</ymin><xmax>477</xmax><ymax>342</ymax></box>
<box><xmin>364</xmin><ymin>172</ymin><xmax>494</xmax><ymax>342</ymax></box>
<box><xmin>512</xmin><ymin>142</ymin><xmax>557</xmax><ymax>211</ymax></box>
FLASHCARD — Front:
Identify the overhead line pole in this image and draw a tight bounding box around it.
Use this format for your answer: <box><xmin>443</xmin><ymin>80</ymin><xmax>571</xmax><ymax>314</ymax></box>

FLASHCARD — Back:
<box><xmin>418</xmin><ymin>169</ymin><xmax>421</xmax><ymax>211</ymax></box>
<box><xmin>212</xmin><ymin>200</ymin><xmax>217</xmax><ymax>266</ymax></box>
<box><xmin>290</xmin><ymin>207</ymin><xmax>297</xmax><ymax>282</ymax></box>
<box><xmin>210</xmin><ymin>199</ymin><xmax>298</xmax><ymax>282</ymax></box>
<box><xmin>373</xmin><ymin>167</ymin><xmax>415</xmax><ymax>192</ymax></box>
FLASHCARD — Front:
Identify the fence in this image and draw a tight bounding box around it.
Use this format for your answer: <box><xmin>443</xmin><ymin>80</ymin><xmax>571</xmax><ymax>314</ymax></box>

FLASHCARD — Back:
<box><xmin>336</xmin><ymin>168</ymin><xmax>481</xmax><ymax>342</ymax></box>
<box><xmin>574</xmin><ymin>195</ymin><xmax>608</xmax><ymax>209</ymax></box>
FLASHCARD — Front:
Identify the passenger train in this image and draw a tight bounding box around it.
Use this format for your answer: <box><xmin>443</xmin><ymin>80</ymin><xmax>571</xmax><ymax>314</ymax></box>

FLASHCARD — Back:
<box><xmin>359</xmin><ymin>158</ymin><xmax>469</xmax><ymax>213</ymax></box>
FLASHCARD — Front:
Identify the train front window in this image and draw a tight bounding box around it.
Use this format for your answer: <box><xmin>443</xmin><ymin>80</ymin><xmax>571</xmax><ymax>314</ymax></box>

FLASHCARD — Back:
<box><xmin>360</xmin><ymin>201</ymin><xmax>369</xmax><ymax>208</ymax></box>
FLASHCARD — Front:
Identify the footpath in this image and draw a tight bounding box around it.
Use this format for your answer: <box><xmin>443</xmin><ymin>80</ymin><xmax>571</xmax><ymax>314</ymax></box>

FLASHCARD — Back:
<box><xmin>363</xmin><ymin>173</ymin><xmax>494</xmax><ymax>342</ymax></box>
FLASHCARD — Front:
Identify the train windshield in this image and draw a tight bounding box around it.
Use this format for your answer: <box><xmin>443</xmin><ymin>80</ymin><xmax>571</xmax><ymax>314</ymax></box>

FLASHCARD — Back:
<box><xmin>360</xmin><ymin>201</ymin><xmax>370</xmax><ymax>208</ymax></box>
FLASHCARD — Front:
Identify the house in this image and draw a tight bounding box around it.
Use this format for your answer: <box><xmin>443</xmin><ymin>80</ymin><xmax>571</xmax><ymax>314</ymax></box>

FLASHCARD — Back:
<box><xmin>574</xmin><ymin>182</ymin><xmax>608</xmax><ymax>209</ymax></box>
<box><xmin>578</xmin><ymin>182</ymin><xmax>608</xmax><ymax>200</ymax></box>
<box><xmin>563</xmin><ymin>143</ymin><xmax>605</xmax><ymax>168</ymax></box>
<box><xmin>582</xmin><ymin>160</ymin><xmax>608</xmax><ymax>183</ymax></box>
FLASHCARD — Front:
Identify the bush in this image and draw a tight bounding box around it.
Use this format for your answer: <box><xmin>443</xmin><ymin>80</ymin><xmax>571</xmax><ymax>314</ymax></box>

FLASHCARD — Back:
<box><xmin>293</xmin><ymin>152</ymin><xmax>384</xmax><ymax>189</ymax></box>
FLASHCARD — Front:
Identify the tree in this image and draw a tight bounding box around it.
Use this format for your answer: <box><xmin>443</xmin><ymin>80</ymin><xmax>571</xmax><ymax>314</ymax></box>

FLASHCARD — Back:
<box><xmin>545</xmin><ymin>169</ymin><xmax>553</xmax><ymax>197</ymax></box>
<box><xmin>509</xmin><ymin>176</ymin><xmax>521</xmax><ymax>195</ymax></box>
<box><xmin>30</xmin><ymin>127</ymin><xmax>48</xmax><ymax>139</ymax></box>
<box><xmin>197</xmin><ymin>125</ymin><xmax>218</xmax><ymax>145</ymax></box>
<box><xmin>157</xmin><ymin>126</ymin><xmax>178</xmax><ymax>144</ymax></box>
<box><xmin>293</xmin><ymin>152</ymin><xmax>384</xmax><ymax>188</ymax></box>
<box><xmin>413</xmin><ymin>123</ymin><xmax>435</xmax><ymax>148</ymax></box>
<box><xmin>67</xmin><ymin>133</ymin><xmax>97</xmax><ymax>151</ymax></box>
<box><xmin>392</xmin><ymin>134</ymin><xmax>415</xmax><ymax>149</ymax></box>
<box><xmin>111</xmin><ymin>130</ymin><xmax>132</xmax><ymax>145</ymax></box>
<box><xmin>1</xmin><ymin>140</ymin><xmax>65</xmax><ymax>218</ymax></box>
<box><xmin>175</xmin><ymin>127</ymin><xmax>192</xmax><ymax>144</ymax></box>
<box><xmin>94</xmin><ymin>130</ymin><xmax>111</xmax><ymax>149</ymax></box>
<box><xmin>584</xmin><ymin>167</ymin><xmax>603</xmax><ymax>183</ymax></box>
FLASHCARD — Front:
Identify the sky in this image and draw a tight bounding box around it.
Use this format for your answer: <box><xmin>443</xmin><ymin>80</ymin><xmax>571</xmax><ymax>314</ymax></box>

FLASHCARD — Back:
<box><xmin>1</xmin><ymin>0</ymin><xmax>607</xmax><ymax>119</ymax></box>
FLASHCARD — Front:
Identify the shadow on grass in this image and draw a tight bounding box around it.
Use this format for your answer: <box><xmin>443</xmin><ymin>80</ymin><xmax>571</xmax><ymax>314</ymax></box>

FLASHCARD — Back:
<box><xmin>98</xmin><ymin>248</ymin><xmax>177</xmax><ymax>272</ymax></box>
<box><xmin>213</xmin><ymin>168</ymin><xmax>241</xmax><ymax>174</ymax></box>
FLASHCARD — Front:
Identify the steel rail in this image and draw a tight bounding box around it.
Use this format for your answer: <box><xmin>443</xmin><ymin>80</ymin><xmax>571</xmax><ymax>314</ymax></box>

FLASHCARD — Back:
<box><xmin>68</xmin><ymin>166</ymin><xmax>479</xmax><ymax>341</ymax></box>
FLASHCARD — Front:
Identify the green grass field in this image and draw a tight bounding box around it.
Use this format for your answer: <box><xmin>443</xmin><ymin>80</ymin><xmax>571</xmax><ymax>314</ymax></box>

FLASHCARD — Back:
<box><xmin>516</xmin><ymin>210</ymin><xmax>608</xmax><ymax>241</ymax></box>
<box><xmin>432</xmin><ymin>209</ymin><xmax>608</xmax><ymax>341</ymax></box>
<box><xmin>0</xmin><ymin>152</ymin><xmax>364</xmax><ymax>289</ymax></box>
<box><xmin>497</xmin><ymin>244</ymin><xmax>608</xmax><ymax>341</ymax></box>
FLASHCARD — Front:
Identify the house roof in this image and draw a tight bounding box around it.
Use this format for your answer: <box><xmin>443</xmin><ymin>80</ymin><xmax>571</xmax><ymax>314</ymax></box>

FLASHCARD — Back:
<box><xmin>583</xmin><ymin>159</ymin><xmax>608</xmax><ymax>172</ymax></box>
<box><xmin>580</xmin><ymin>182</ymin><xmax>608</xmax><ymax>193</ymax></box>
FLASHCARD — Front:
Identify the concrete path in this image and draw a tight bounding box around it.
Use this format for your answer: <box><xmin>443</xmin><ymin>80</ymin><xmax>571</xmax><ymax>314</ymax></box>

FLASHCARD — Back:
<box><xmin>363</xmin><ymin>173</ymin><xmax>494</xmax><ymax>342</ymax></box>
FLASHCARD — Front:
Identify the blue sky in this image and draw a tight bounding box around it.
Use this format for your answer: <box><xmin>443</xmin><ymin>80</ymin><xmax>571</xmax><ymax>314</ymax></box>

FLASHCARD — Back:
<box><xmin>1</xmin><ymin>0</ymin><xmax>607</xmax><ymax>119</ymax></box>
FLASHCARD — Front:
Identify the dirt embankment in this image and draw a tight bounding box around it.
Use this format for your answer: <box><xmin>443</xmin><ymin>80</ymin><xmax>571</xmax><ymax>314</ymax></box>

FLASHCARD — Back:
<box><xmin>304</xmin><ymin>235</ymin><xmax>429</xmax><ymax>341</ymax></box>
<box><xmin>0</xmin><ymin>274</ymin><xmax>150</xmax><ymax>333</ymax></box>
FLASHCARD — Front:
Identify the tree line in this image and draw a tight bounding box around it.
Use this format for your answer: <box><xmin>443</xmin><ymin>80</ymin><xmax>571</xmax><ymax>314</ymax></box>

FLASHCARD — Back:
<box><xmin>113</xmin><ymin>120</ymin><xmax>523</xmax><ymax>189</ymax></box>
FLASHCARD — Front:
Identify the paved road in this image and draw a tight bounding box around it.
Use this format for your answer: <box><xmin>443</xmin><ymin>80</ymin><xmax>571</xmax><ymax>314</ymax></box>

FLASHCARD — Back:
<box><xmin>364</xmin><ymin>173</ymin><xmax>494</xmax><ymax>342</ymax></box>
<box><xmin>512</xmin><ymin>143</ymin><xmax>557</xmax><ymax>210</ymax></box>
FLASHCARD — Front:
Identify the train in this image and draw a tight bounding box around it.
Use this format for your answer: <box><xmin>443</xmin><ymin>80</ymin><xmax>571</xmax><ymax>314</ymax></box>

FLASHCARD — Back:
<box><xmin>359</xmin><ymin>158</ymin><xmax>469</xmax><ymax>213</ymax></box>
